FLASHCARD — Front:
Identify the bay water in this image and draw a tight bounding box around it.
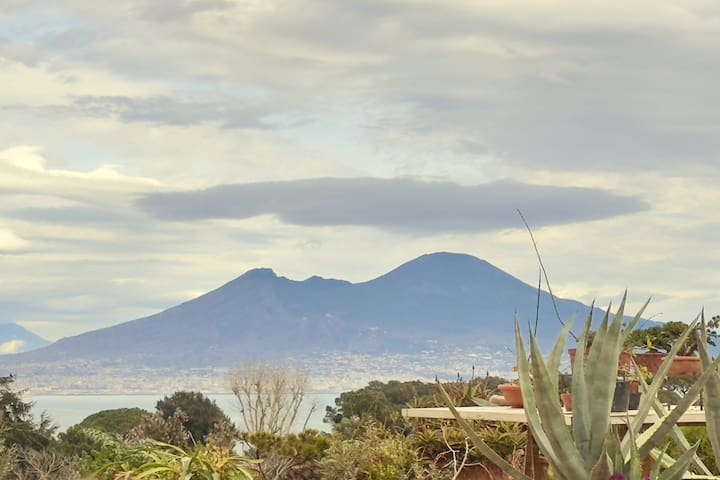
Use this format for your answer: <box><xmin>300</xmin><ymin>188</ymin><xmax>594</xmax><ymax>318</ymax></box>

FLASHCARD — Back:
<box><xmin>28</xmin><ymin>393</ymin><xmax>339</xmax><ymax>433</ymax></box>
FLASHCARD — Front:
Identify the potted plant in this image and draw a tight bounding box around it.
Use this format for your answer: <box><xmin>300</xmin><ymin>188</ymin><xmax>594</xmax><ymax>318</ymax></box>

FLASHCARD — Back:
<box><xmin>497</xmin><ymin>366</ymin><xmax>523</xmax><ymax>408</ymax></box>
<box><xmin>497</xmin><ymin>382</ymin><xmax>523</xmax><ymax>408</ymax></box>
<box><xmin>628</xmin><ymin>317</ymin><xmax>720</xmax><ymax>377</ymax></box>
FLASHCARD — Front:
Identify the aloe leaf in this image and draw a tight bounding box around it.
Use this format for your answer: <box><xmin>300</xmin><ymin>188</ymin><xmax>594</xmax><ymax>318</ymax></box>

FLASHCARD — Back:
<box><xmin>437</xmin><ymin>381</ymin><xmax>531</xmax><ymax>480</ymax></box>
<box><xmin>657</xmin><ymin>441</ymin><xmax>700</xmax><ymax>480</ymax></box>
<box><xmin>650</xmin><ymin>395</ymin><xmax>713</xmax><ymax>475</ymax></box>
<box><xmin>587</xmin><ymin>300</ymin><xmax>624</xmax><ymax>461</ymax></box>
<box><xmin>618</xmin><ymin>295</ymin><xmax>652</xmax><ymax>345</ymax></box>
<box><xmin>588</xmin><ymin>449</ymin><xmax>612</xmax><ymax>480</ymax></box>
<box><xmin>697</xmin><ymin>321</ymin><xmax>720</xmax><ymax>470</ymax></box>
<box><xmin>516</xmin><ymin>320</ymin><xmax>585</xmax><ymax>479</ymax></box>
<box><xmin>572</xmin><ymin>307</ymin><xmax>594</xmax><ymax>465</ymax></box>
<box><xmin>528</xmin><ymin>331</ymin><xmax>586</xmax><ymax>477</ymax></box>
<box><xmin>627</xmin><ymin>422</ymin><xmax>643</xmax><ymax>479</ymax></box>
<box><xmin>547</xmin><ymin>315</ymin><xmax>574</xmax><ymax>391</ymax></box>
<box><xmin>622</xmin><ymin>318</ymin><xmax>701</xmax><ymax>457</ymax></box>
<box><xmin>636</xmin><ymin>352</ymin><xmax>720</xmax><ymax>459</ymax></box>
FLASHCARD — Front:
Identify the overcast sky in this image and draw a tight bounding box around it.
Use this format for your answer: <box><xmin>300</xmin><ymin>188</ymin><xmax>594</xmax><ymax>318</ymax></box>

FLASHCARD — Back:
<box><xmin>2</xmin><ymin>0</ymin><xmax>720</xmax><ymax>342</ymax></box>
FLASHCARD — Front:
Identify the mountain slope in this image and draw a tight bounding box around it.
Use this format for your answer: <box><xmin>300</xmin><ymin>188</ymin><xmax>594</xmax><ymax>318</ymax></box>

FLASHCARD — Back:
<box><xmin>0</xmin><ymin>323</ymin><xmax>50</xmax><ymax>353</ymax></box>
<box><xmin>5</xmin><ymin>252</ymin><xmax>624</xmax><ymax>367</ymax></box>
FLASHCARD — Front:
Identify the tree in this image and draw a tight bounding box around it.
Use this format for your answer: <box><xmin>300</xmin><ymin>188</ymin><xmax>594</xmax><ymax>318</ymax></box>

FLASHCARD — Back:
<box><xmin>0</xmin><ymin>375</ymin><xmax>55</xmax><ymax>449</ymax></box>
<box><xmin>76</xmin><ymin>407</ymin><xmax>148</xmax><ymax>436</ymax></box>
<box><xmin>228</xmin><ymin>363</ymin><xmax>314</xmax><ymax>436</ymax></box>
<box><xmin>325</xmin><ymin>380</ymin><xmax>438</xmax><ymax>430</ymax></box>
<box><xmin>155</xmin><ymin>391</ymin><xmax>234</xmax><ymax>445</ymax></box>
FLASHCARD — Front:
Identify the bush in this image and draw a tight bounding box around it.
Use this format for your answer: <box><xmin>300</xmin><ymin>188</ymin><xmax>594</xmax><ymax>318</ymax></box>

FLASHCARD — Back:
<box><xmin>96</xmin><ymin>441</ymin><xmax>254</xmax><ymax>480</ymax></box>
<box><xmin>244</xmin><ymin>429</ymin><xmax>332</xmax><ymax>480</ymax></box>
<box><xmin>76</xmin><ymin>407</ymin><xmax>149</xmax><ymax>436</ymax></box>
<box><xmin>325</xmin><ymin>380</ymin><xmax>437</xmax><ymax>431</ymax></box>
<box><xmin>318</xmin><ymin>423</ymin><xmax>417</xmax><ymax>480</ymax></box>
<box><xmin>156</xmin><ymin>391</ymin><xmax>235</xmax><ymax>445</ymax></box>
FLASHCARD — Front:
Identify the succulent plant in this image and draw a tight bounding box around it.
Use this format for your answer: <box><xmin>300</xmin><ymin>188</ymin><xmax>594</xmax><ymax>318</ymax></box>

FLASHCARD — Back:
<box><xmin>441</xmin><ymin>294</ymin><xmax>720</xmax><ymax>480</ymax></box>
<box><xmin>695</xmin><ymin>312</ymin><xmax>720</xmax><ymax>476</ymax></box>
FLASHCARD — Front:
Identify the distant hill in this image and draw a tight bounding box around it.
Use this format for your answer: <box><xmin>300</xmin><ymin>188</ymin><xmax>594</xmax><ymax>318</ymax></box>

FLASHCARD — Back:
<box><xmin>3</xmin><ymin>252</ymin><xmax>635</xmax><ymax>368</ymax></box>
<box><xmin>0</xmin><ymin>323</ymin><xmax>50</xmax><ymax>354</ymax></box>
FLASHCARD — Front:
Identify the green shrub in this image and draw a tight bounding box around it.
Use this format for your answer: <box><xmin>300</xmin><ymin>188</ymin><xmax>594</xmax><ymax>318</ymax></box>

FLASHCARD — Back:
<box><xmin>76</xmin><ymin>407</ymin><xmax>149</xmax><ymax>436</ymax></box>
<box><xmin>318</xmin><ymin>423</ymin><xmax>417</xmax><ymax>480</ymax></box>
<box><xmin>244</xmin><ymin>429</ymin><xmax>332</xmax><ymax>480</ymax></box>
<box><xmin>156</xmin><ymin>391</ymin><xmax>235</xmax><ymax>445</ymax></box>
<box><xmin>668</xmin><ymin>426</ymin><xmax>719</xmax><ymax>474</ymax></box>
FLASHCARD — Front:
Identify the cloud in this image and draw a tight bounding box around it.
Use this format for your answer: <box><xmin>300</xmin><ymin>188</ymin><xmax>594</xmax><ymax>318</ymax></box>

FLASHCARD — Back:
<box><xmin>4</xmin><ymin>95</ymin><xmax>274</xmax><ymax>129</ymax></box>
<box><xmin>139</xmin><ymin>0</ymin><xmax>235</xmax><ymax>22</ymax></box>
<box><xmin>0</xmin><ymin>228</ymin><xmax>29</xmax><ymax>252</ymax></box>
<box><xmin>0</xmin><ymin>339</ymin><xmax>26</xmax><ymax>354</ymax></box>
<box><xmin>137</xmin><ymin>177</ymin><xmax>648</xmax><ymax>233</ymax></box>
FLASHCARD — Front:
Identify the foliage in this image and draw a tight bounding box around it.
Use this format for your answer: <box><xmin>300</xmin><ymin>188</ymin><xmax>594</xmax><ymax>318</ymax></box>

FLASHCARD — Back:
<box><xmin>410</xmin><ymin>419</ymin><xmax>525</xmax><ymax>468</ymax></box>
<box><xmin>13</xmin><ymin>447</ymin><xmax>81</xmax><ymax>480</ymax></box>
<box><xmin>228</xmin><ymin>363</ymin><xmax>313</xmax><ymax>436</ymax></box>
<box><xmin>244</xmin><ymin>429</ymin><xmax>332</xmax><ymax>480</ymax></box>
<box><xmin>668</xmin><ymin>427</ymin><xmax>719</xmax><ymax>474</ymax></box>
<box><xmin>0</xmin><ymin>375</ymin><xmax>56</xmax><ymax>450</ymax></box>
<box><xmin>317</xmin><ymin>422</ymin><xmax>417</xmax><ymax>480</ymax></box>
<box><xmin>55</xmin><ymin>425</ymin><xmax>107</xmax><ymax>457</ymax></box>
<box><xmin>625</xmin><ymin>318</ymin><xmax>720</xmax><ymax>355</ymax></box>
<box><xmin>75</xmin><ymin>429</ymin><xmax>147</xmax><ymax>477</ymax></box>
<box><xmin>128</xmin><ymin>410</ymin><xmax>192</xmax><ymax>449</ymax></box>
<box><xmin>692</xmin><ymin>312</ymin><xmax>720</xmax><ymax>477</ymax></box>
<box><xmin>97</xmin><ymin>440</ymin><xmax>255</xmax><ymax>480</ymax></box>
<box><xmin>0</xmin><ymin>425</ymin><xmax>18</xmax><ymax>480</ymax></box>
<box><xmin>325</xmin><ymin>380</ymin><xmax>438</xmax><ymax>431</ymax></box>
<box><xmin>76</xmin><ymin>407</ymin><xmax>149</xmax><ymax>436</ymax></box>
<box><xmin>156</xmin><ymin>391</ymin><xmax>235</xmax><ymax>446</ymax></box>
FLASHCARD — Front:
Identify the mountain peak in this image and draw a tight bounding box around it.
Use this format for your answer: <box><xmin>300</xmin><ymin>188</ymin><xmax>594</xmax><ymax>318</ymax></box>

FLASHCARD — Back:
<box><xmin>238</xmin><ymin>267</ymin><xmax>278</xmax><ymax>281</ymax></box>
<box><xmin>373</xmin><ymin>251</ymin><xmax>499</xmax><ymax>283</ymax></box>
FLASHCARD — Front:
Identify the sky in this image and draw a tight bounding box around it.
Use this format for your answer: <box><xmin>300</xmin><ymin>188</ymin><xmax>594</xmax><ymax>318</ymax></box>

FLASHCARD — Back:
<box><xmin>1</xmin><ymin>0</ymin><xmax>720</xmax><ymax>343</ymax></box>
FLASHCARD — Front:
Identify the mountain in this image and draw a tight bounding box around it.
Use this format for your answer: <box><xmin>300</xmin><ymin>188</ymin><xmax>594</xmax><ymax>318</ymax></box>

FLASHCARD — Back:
<box><xmin>4</xmin><ymin>252</ymin><xmax>629</xmax><ymax>368</ymax></box>
<box><xmin>0</xmin><ymin>323</ymin><xmax>50</xmax><ymax>354</ymax></box>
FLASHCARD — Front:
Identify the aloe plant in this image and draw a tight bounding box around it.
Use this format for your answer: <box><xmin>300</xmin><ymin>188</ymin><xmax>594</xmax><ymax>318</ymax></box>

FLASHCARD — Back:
<box><xmin>695</xmin><ymin>313</ymin><xmax>720</xmax><ymax>478</ymax></box>
<box><xmin>441</xmin><ymin>294</ymin><xmax>720</xmax><ymax>480</ymax></box>
<box><xmin>98</xmin><ymin>441</ymin><xmax>256</xmax><ymax>480</ymax></box>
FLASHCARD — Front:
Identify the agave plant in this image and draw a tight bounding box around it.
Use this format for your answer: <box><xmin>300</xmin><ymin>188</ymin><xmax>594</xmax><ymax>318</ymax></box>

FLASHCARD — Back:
<box><xmin>441</xmin><ymin>294</ymin><xmax>720</xmax><ymax>480</ymax></box>
<box><xmin>695</xmin><ymin>312</ymin><xmax>720</xmax><ymax>478</ymax></box>
<box><xmin>100</xmin><ymin>441</ymin><xmax>257</xmax><ymax>480</ymax></box>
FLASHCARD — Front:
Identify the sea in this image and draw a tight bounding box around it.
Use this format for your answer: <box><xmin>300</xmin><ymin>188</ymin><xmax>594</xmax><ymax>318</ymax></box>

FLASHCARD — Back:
<box><xmin>27</xmin><ymin>393</ymin><xmax>339</xmax><ymax>433</ymax></box>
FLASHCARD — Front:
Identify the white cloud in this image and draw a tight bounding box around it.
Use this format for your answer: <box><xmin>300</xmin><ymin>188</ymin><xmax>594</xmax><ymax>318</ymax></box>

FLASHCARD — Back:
<box><xmin>0</xmin><ymin>0</ymin><xmax>718</xmax><ymax>342</ymax></box>
<box><xmin>0</xmin><ymin>339</ymin><xmax>26</xmax><ymax>354</ymax></box>
<box><xmin>0</xmin><ymin>228</ymin><xmax>28</xmax><ymax>252</ymax></box>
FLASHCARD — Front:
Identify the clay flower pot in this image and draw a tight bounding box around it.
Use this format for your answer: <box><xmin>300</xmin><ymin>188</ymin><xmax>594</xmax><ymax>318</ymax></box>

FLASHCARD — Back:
<box><xmin>668</xmin><ymin>356</ymin><xmax>702</xmax><ymax>377</ymax></box>
<box><xmin>634</xmin><ymin>352</ymin><xmax>665</xmax><ymax>374</ymax></box>
<box><xmin>635</xmin><ymin>352</ymin><xmax>703</xmax><ymax>377</ymax></box>
<box><xmin>560</xmin><ymin>392</ymin><xmax>573</xmax><ymax>412</ymax></box>
<box><xmin>498</xmin><ymin>383</ymin><xmax>523</xmax><ymax>408</ymax></box>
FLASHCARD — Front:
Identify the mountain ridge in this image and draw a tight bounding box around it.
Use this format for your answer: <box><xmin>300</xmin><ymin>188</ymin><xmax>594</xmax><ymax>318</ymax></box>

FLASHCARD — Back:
<box><xmin>4</xmin><ymin>252</ymin><xmax>630</xmax><ymax>368</ymax></box>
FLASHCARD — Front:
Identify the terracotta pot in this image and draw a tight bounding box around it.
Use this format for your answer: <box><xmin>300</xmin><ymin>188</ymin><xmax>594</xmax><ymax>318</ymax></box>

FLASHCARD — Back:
<box><xmin>560</xmin><ymin>392</ymin><xmax>573</xmax><ymax>412</ymax></box>
<box><xmin>669</xmin><ymin>355</ymin><xmax>702</xmax><ymax>377</ymax></box>
<box><xmin>498</xmin><ymin>383</ymin><xmax>523</xmax><ymax>408</ymax></box>
<box><xmin>635</xmin><ymin>352</ymin><xmax>703</xmax><ymax>377</ymax></box>
<box><xmin>568</xmin><ymin>348</ymin><xmax>577</xmax><ymax>370</ymax></box>
<box><xmin>635</xmin><ymin>352</ymin><xmax>665</xmax><ymax>374</ymax></box>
